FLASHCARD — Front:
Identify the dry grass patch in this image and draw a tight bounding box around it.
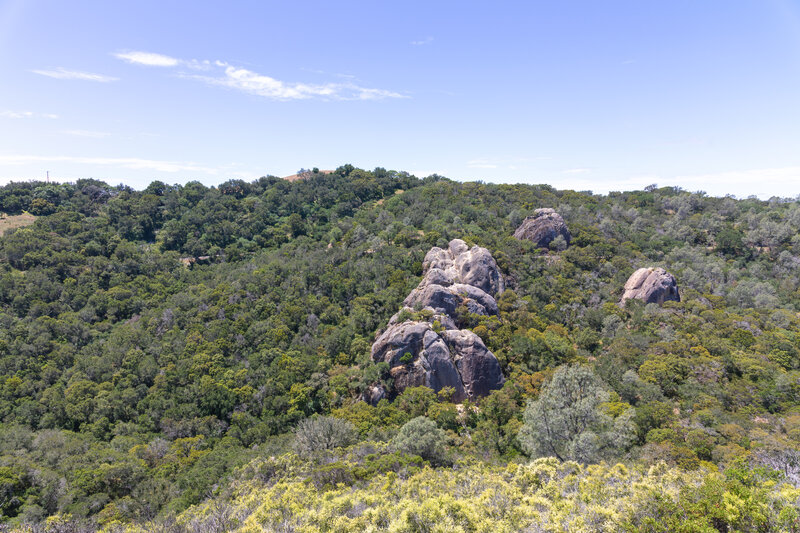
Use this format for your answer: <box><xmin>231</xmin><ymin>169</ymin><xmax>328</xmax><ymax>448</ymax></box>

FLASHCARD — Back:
<box><xmin>0</xmin><ymin>212</ymin><xmax>36</xmax><ymax>236</ymax></box>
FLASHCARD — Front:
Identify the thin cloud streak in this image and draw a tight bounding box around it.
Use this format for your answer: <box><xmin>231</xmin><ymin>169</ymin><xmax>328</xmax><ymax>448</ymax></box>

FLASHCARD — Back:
<box><xmin>467</xmin><ymin>158</ymin><xmax>498</xmax><ymax>169</ymax></box>
<box><xmin>114</xmin><ymin>51</ymin><xmax>180</xmax><ymax>67</ymax></box>
<box><xmin>115</xmin><ymin>50</ymin><xmax>406</xmax><ymax>101</ymax></box>
<box><xmin>188</xmin><ymin>63</ymin><xmax>406</xmax><ymax>101</ymax></box>
<box><xmin>113</xmin><ymin>51</ymin><xmax>213</xmax><ymax>71</ymax></box>
<box><xmin>467</xmin><ymin>157</ymin><xmax>546</xmax><ymax>170</ymax></box>
<box><xmin>31</xmin><ymin>67</ymin><xmax>118</xmax><ymax>82</ymax></box>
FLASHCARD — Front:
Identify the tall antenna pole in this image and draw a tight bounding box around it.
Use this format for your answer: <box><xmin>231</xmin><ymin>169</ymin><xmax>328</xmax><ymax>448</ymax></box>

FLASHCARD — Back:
<box><xmin>46</xmin><ymin>171</ymin><xmax>50</xmax><ymax>183</ymax></box>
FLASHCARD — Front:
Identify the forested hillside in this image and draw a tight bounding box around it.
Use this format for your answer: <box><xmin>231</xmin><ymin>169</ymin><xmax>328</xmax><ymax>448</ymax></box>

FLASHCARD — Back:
<box><xmin>1</xmin><ymin>167</ymin><xmax>799</xmax><ymax>531</ymax></box>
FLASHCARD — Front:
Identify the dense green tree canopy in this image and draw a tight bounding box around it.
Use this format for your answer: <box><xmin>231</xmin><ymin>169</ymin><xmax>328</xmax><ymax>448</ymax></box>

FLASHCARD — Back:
<box><xmin>0</xmin><ymin>167</ymin><xmax>799</xmax><ymax>529</ymax></box>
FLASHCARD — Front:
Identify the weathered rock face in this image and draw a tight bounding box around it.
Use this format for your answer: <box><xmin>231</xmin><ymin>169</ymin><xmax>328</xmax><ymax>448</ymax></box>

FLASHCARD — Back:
<box><xmin>372</xmin><ymin>320</ymin><xmax>468</xmax><ymax>401</ymax></box>
<box><xmin>370</xmin><ymin>318</ymin><xmax>503</xmax><ymax>403</ymax></box>
<box><xmin>403</xmin><ymin>238</ymin><xmax>503</xmax><ymax>317</ymax></box>
<box><xmin>513</xmin><ymin>208</ymin><xmax>571</xmax><ymax>249</ymax></box>
<box><xmin>421</xmin><ymin>239</ymin><xmax>504</xmax><ymax>297</ymax></box>
<box><xmin>440</xmin><ymin>329</ymin><xmax>504</xmax><ymax>399</ymax></box>
<box><xmin>369</xmin><ymin>239</ymin><xmax>506</xmax><ymax>403</ymax></box>
<box><xmin>620</xmin><ymin>267</ymin><xmax>680</xmax><ymax>305</ymax></box>
<box><xmin>403</xmin><ymin>282</ymin><xmax>498</xmax><ymax>317</ymax></box>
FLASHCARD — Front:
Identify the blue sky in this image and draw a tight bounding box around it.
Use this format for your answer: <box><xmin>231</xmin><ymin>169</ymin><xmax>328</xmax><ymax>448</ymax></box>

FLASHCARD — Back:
<box><xmin>1</xmin><ymin>0</ymin><xmax>800</xmax><ymax>197</ymax></box>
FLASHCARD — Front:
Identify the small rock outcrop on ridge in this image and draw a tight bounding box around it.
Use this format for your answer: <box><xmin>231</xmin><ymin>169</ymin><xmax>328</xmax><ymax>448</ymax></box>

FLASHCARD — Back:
<box><xmin>513</xmin><ymin>208</ymin><xmax>571</xmax><ymax>249</ymax></box>
<box><xmin>620</xmin><ymin>267</ymin><xmax>680</xmax><ymax>305</ymax></box>
<box><xmin>370</xmin><ymin>239</ymin><xmax>505</xmax><ymax>403</ymax></box>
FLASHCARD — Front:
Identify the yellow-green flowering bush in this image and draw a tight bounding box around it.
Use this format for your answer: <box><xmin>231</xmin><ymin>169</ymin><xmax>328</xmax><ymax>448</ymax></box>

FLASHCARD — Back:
<box><xmin>101</xmin><ymin>454</ymin><xmax>799</xmax><ymax>533</ymax></box>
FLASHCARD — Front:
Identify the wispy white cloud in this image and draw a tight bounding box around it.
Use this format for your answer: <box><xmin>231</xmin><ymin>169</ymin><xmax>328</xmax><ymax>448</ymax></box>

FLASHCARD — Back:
<box><xmin>0</xmin><ymin>110</ymin><xmax>58</xmax><ymax>119</ymax></box>
<box><xmin>63</xmin><ymin>130</ymin><xmax>110</xmax><ymax>138</ymax></box>
<box><xmin>31</xmin><ymin>67</ymin><xmax>118</xmax><ymax>82</ymax></box>
<box><xmin>189</xmin><ymin>62</ymin><xmax>406</xmax><ymax>101</ymax></box>
<box><xmin>114</xmin><ymin>51</ymin><xmax>405</xmax><ymax>101</ymax></box>
<box><xmin>351</xmin><ymin>86</ymin><xmax>406</xmax><ymax>100</ymax></box>
<box><xmin>562</xmin><ymin>168</ymin><xmax>591</xmax><ymax>174</ymax></box>
<box><xmin>411</xmin><ymin>37</ymin><xmax>434</xmax><ymax>46</ymax></box>
<box><xmin>300</xmin><ymin>67</ymin><xmax>357</xmax><ymax>80</ymax></box>
<box><xmin>0</xmin><ymin>155</ymin><xmax>219</xmax><ymax>174</ymax></box>
<box><xmin>114</xmin><ymin>51</ymin><xmax>180</xmax><ymax>67</ymax></box>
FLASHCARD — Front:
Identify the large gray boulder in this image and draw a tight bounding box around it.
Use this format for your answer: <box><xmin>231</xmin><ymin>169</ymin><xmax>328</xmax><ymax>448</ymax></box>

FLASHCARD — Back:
<box><xmin>361</xmin><ymin>384</ymin><xmax>387</xmax><ymax>406</ymax></box>
<box><xmin>370</xmin><ymin>319</ymin><xmax>504</xmax><ymax>403</ymax></box>
<box><xmin>404</xmin><ymin>239</ymin><xmax>503</xmax><ymax>319</ymax></box>
<box><xmin>441</xmin><ymin>330</ymin><xmax>505</xmax><ymax>399</ymax></box>
<box><xmin>513</xmin><ymin>208</ymin><xmax>571</xmax><ymax>249</ymax></box>
<box><xmin>620</xmin><ymin>267</ymin><xmax>680</xmax><ymax>305</ymax></box>
<box><xmin>371</xmin><ymin>320</ymin><xmax>468</xmax><ymax>402</ymax></box>
<box><xmin>404</xmin><ymin>284</ymin><xmax>462</xmax><ymax>316</ymax></box>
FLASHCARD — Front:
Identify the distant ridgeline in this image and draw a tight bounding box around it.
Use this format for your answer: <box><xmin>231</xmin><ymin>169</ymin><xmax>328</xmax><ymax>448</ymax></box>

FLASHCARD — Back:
<box><xmin>0</xmin><ymin>167</ymin><xmax>799</xmax><ymax>529</ymax></box>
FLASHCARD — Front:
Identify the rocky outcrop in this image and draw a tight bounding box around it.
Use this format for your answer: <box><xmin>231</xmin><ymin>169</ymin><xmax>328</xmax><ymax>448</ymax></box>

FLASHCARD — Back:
<box><xmin>372</xmin><ymin>320</ymin><xmax>468</xmax><ymax>401</ymax></box>
<box><xmin>371</xmin><ymin>316</ymin><xmax>504</xmax><ymax>403</ymax></box>
<box><xmin>440</xmin><ymin>329</ymin><xmax>504</xmax><ymax>398</ymax></box>
<box><xmin>403</xmin><ymin>239</ymin><xmax>503</xmax><ymax>317</ymax></box>
<box><xmin>513</xmin><ymin>208</ymin><xmax>571</xmax><ymax>249</ymax></box>
<box><xmin>403</xmin><ymin>239</ymin><xmax>504</xmax><ymax>317</ymax></box>
<box><xmin>403</xmin><ymin>282</ymin><xmax>499</xmax><ymax>317</ymax></box>
<box><xmin>620</xmin><ymin>267</ymin><xmax>680</xmax><ymax>305</ymax></box>
<box><xmin>370</xmin><ymin>239</ymin><xmax>506</xmax><ymax>403</ymax></box>
<box><xmin>421</xmin><ymin>239</ymin><xmax>504</xmax><ymax>297</ymax></box>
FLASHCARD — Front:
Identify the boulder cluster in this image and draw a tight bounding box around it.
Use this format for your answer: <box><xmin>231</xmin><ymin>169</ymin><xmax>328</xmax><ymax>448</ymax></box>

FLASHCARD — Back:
<box><xmin>370</xmin><ymin>240</ymin><xmax>505</xmax><ymax>403</ymax></box>
<box><xmin>512</xmin><ymin>209</ymin><xmax>681</xmax><ymax>306</ymax></box>
<box><xmin>368</xmin><ymin>209</ymin><xmax>682</xmax><ymax>406</ymax></box>
<box><xmin>513</xmin><ymin>208</ymin><xmax>571</xmax><ymax>249</ymax></box>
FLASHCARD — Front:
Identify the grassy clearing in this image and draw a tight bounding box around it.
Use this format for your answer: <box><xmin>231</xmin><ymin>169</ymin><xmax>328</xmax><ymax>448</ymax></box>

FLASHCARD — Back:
<box><xmin>0</xmin><ymin>212</ymin><xmax>36</xmax><ymax>236</ymax></box>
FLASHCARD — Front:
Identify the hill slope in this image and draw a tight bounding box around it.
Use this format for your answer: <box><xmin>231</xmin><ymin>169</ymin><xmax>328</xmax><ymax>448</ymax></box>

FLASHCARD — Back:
<box><xmin>0</xmin><ymin>167</ymin><xmax>798</xmax><ymax>530</ymax></box>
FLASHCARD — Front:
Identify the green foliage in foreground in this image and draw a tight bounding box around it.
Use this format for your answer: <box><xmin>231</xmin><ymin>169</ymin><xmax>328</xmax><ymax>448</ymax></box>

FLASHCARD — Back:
<box><xmin>392</xmin><ymin>416</ymin><xmax>447</xmax><ymax>464</ymax></box>
<box><xmin>31</xmin><ymin>453</ymin><xmax>799</xmax><ymax>533</ymax></box>
<box><xmin>293</xmin><ymin>415</ymin><xmax>357</xmax><ymax>458</ymax></box>
<box><xmin>519</xmin><ymin>364</ymin><xmax>636</xmax><ymax>463</ymax></box>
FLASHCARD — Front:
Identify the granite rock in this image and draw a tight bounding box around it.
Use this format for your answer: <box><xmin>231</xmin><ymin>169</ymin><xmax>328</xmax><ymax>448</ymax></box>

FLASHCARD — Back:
<box><xmin>513</xmin><ymin>208</ymin><xmax>571</xmax><ymax>249</ymax></box>
<box><xmin>620</xmin><ymin>267</ymin><xmax>680</xmax><ymax>305</ymax></box>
